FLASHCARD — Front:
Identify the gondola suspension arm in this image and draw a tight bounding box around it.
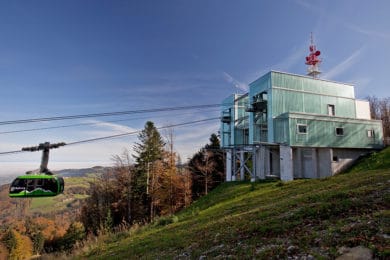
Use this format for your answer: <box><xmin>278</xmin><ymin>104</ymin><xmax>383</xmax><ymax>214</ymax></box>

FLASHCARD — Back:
<box><xmin>22</xmin><ymin>142</ymin><xmax>66</xmax><ymax>174</ymax></box>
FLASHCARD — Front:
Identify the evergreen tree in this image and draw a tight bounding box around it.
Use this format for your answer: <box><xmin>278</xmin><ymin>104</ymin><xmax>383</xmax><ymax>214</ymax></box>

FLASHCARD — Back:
<box><xmin>133</xmin><ymin>121</ymin><xmax>165</xmax><ymax>170</ymax></box>
<box><xmin>59</xmin><ymin>222</ymin><xmax>85</xmax><ymax>251</ymax></box>
<box><xmin>132</xmin><ymin>121</ymin><xmax>165</xmax><ymax>221</ymax></box>
<box><xmin>31</xmin><ymin>232</ymin><xmax>45</xmax><ymax>255</ymax></box>
<box><xmin>2</xmin><ymin>229</ymin><xmax>17</xmax><ymax>253</ymax></box>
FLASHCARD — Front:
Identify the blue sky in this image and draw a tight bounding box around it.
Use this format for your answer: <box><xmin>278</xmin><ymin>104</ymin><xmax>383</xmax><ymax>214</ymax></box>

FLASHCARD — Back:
<box><xmin>0</xmin><ymin>0</ymin><xmax>389</xmax><ymax>175</ymax></box>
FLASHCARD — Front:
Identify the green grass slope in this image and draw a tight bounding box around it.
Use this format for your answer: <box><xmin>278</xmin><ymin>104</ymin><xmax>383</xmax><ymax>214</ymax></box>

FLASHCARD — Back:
<box><xmin>82</xmin><ymin>148</ymin><xmax>390</xmax><ymax>259</ymax></box>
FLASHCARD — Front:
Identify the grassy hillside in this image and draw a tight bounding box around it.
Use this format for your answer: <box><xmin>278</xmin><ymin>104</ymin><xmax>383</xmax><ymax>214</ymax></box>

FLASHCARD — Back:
<box><xmin>81</xmin><ymin>148</ymin><xmax>390</xmax><ymax>259</ymax></box>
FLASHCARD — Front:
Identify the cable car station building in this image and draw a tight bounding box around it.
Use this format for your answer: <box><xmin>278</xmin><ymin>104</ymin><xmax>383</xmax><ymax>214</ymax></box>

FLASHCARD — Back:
<box><xmin>221</xmin><ymin>71</ymin><xmax>384</xmax><ymax>181</ymax></box>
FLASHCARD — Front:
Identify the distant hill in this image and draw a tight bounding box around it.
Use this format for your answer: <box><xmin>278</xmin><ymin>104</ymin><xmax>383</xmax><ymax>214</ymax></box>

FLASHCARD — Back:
<box><xmin>80</xmin><ymin>147</ymin><xmax>390</xmax><ymax>259</ymax></box>
<box><xmin>0</xmin><ymin>165</ymin><xmax>111</xmax><ymax>228</ymax></box>
<box><xmin>0</xmin><ymin>174</ymin><xmax>18</xmax><ymax>186</ymax></box>
<box><xmin>0</xmin><ymin>166</ymin><xmax>110</xmax><ymax>186</ymax></box>
<box><xmin>54</xmin><ymin>165</ymin><xmax>111</xmax><ymax>177</ymax></box>
<box><xmin>0</xmin><ymin>173</ymin><xmax>94</xmax><ymax>227</ymax></box>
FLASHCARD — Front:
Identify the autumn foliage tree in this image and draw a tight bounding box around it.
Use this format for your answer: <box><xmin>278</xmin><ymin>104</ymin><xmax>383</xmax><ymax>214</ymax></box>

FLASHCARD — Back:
<box><xmin>189</xmin><ymin>133</ymin><xmax>224</xmax><ymax>199</ymax></box>
<box><xmin>80</xmin><ymin>157</ymin><xmax>135</xmax><ymax>234</ymax></box>
<box><xmin>81</xmin><ymin>121</ymin><xmax>192</xmax><ymax>233</ymax></box>
<box><xmin>2</xmin><ymin>229</ymin><xmax>33</xmax><ymax>260</ymax></box>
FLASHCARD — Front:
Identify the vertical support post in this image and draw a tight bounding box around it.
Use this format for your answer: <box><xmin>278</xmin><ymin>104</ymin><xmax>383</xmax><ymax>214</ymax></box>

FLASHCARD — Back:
<box><xmin>251</xmin><ymin>146</ymin><xmax>257</xmax><ymax>182</ymax></box>
<box><xmin>232</xmin><ymin>148</ymin><xmax>236</xmax><ymax>181</ymax></box>
<box><xmin>240</xmin><ymin>150</ymin><xmax>245</xmax><ymax>181</ymax></box>
<box><xmin>258</xmin><ymin>146</ymin><xmax>266</xmax><ymax>179</ymax></box>
<box><xmin>225</xmin><ymin>150</ymin><xmax>232</xmax><ymax>182</ymax></box>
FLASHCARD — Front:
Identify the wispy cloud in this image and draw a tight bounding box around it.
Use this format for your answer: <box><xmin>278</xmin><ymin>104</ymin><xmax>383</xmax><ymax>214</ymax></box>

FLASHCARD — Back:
<box><xmin>292</xmin><ymin>0</ymin><xmax>318</xmax><ymax>12</ymax></box>
<box><xmin>174</xmin><ymin>121</ymin><xmax>219</xmax><ymax>159</ymax></box>
<box><xmin>346</xmin><ymin>77</ymin><xmax>372</xmax><ymax>98</ymax></box>
<box><xmin>222</xmin><ymin>71</ymin><xmax>248</xmax><ymax>92</ymax></box>
<box><xmin>89</xmin><ymin>120</ymin><xmax>137</xmax><ymax>134</ymax></box>
<box><xmin>346</xmin><ymin>24</ymin><xmax>390</xmax><ymax>40</ymax></box>
<box><xmin>322</xmin><ymin>46</ymin><xmax>365</xmax><ymax>80</ymax></box>
<box><xmin>251</xmin><ymin>44</ymin><xmax>308</xmax><ymax>80</ymax></box>
<box><xmin>272</xmin><ymin>47</ymin><xmax>307</xmax><ymax>72</ymax></box>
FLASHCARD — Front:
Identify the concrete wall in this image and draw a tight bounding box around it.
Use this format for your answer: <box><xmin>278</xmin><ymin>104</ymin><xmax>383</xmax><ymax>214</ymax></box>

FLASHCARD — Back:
<box><xmin>355</xmin><ymin>100</ymin><xmax>371</xmax><ymax>119</ymax></box>
<box><xmin>224</xmin><ymin>145</ymin><xmax>376</xmax><ymax>182</ymax></box>
<box><xmin>317</xmin><ymin>148</ymin><xmax>332</xmax><ymax>178</ymax></box>
<box><xmin>293</xmin><ymin>147</ymin><xmax>332</xmax><ymax>179</ymax></box>
<box><xmin>331</xmin><ymin>148</ymin><xmax>372</xmax><ymax>174</ymax></box>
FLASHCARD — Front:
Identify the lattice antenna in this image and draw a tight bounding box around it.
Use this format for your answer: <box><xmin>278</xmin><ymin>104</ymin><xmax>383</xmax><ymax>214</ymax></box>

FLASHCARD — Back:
<box><xmin>305</xmin><ymin>33</ymin><xmax>322</xmax><ymax>78</ymax></box>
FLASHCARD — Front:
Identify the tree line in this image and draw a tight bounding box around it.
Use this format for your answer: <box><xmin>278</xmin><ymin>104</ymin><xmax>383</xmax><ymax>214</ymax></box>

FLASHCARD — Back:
<box><xmin>0</xmin><ymin>121</ymin><xmax>224</xmax><ymax>258</ymax></box>
<box><xmin>80</xmin><ymin>121</ymin><xmax>224</xmax><ymax>234</ymax></box>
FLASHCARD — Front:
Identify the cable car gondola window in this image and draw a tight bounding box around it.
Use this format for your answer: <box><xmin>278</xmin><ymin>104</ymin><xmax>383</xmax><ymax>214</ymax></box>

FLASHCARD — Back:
<box><xmin>44</xmin><ymin>178</ymin><xmax>58</xmax><ymax>193</ymax></box>
<box><xmin>10</xmin><ymin>178</ymin><xmax>27</xmax><ymax>194</ymax></box>
<box><xmin>27</xmin><ymin>179</ymin><xmax>35</xmax><ymax>192</ymax></box>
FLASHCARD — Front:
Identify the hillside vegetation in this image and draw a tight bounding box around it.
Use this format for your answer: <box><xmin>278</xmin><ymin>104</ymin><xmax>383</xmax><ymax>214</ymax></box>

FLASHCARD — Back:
<box><xmin>0</xmin><ymin>174</ymin><xmax>96</xmax><ymax>258</ymax></box>
<box><xmin>79</xmin><ymin>147</ymin><xmax>390</xmax><ymax>259</ymax></box>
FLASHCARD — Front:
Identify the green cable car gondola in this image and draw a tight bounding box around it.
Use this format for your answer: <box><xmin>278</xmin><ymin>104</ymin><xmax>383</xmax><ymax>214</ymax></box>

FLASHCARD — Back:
<box><xmin>9</xmin><ymin>174</ymin><xmax>64</xmax><ymax>198</ymax></box>
<box><xmin>9</xmin><ymin>142</ymin><xmax>66</xmax><ymax>198</ymax></box>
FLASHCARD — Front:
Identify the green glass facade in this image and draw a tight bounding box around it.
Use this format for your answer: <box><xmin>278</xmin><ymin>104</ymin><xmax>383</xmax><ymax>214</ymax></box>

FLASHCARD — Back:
<box><xmin>222</xmin><ymin>71</ymin><xmax>384</xmax><ymax>149</ymax></box>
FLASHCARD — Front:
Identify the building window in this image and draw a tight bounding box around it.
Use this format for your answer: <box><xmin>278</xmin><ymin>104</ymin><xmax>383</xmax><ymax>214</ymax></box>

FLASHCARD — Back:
<box><xmin>335</xmin><ymin>127</ymin><xmax>344</xmax><ymax>136</ymax></box>
<box><xmin>297</xmin><ymin>124</ymin><xmax>308</xmax><ymax>134</ymax></box>
<box><xmin>328</xmin><ymin>104</ymin><xmax>335</xmax><ymax>116</ymax></box>
<box><xmin>367</xmin><ymin>130</ymin><xmax>375</xmax><ymax>138</ymax></box>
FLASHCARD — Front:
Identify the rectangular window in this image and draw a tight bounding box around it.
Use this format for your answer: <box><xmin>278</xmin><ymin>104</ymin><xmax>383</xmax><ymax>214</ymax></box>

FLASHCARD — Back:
<box><xmin>328</xmin><ymin>104</ymin><xmax>335</xmax><ymax>116</ymax></box>
<box><xmin>297</xmin><ymin>124</ymin><xmax>308</xmax><ymax>134</ymax></box>
<box><xmin>367</xmin><ymin>130</ymin><xmax>375</xmax><ymax>138</ymax></box>
<box><xmin>335</xmin><ymin>127</ymin><xmax>344</xmax><ymax>136</ymax></box>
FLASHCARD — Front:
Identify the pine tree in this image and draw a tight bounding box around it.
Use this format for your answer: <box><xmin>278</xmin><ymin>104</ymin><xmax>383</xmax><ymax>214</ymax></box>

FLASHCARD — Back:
<box><xmin>132</xmin><ymin>121</ymin><xmax>165</xmax><ymax>221</ymax></box>
<box><xmin>133</xmin><ymin>121</ymin><xmax>165</xmax><ymax>170</ymax></box>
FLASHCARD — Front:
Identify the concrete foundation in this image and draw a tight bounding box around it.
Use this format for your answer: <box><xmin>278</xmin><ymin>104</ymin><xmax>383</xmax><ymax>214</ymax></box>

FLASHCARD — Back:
<box><xmin>225</xmin><ymin>145</ymin><xmax>375</xmax><ymax>181</ymax></box>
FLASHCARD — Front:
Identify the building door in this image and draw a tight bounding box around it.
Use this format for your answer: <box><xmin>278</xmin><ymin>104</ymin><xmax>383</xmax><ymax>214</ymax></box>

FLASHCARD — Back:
<box><xmin>302</xmin><ymin>149</ymin><xmax>315</xmax><ymax>178</ymax></box>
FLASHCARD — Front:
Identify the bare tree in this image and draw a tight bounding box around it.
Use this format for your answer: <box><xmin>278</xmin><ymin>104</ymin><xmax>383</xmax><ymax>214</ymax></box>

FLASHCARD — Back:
<box><xmin>111</xmin><ymin>149</ymin><xmax>134</xmax><ymax>224</ymax></box>
<box><xmin>367</xmin><ymin>96</ymin><xmax>390</xmax><ymax>145</ymax></box>
<box><xmin>193</xmin><ymin>150</ymin><xmax>216</xmax><ymax>195</ymax></box>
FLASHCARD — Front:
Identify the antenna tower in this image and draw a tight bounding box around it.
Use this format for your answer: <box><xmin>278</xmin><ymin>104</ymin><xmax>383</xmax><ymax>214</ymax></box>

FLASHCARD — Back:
<box><xmin>305</xmin><ymin>33</ymin><xmax>322</xmax><ymax>78</ymax></box>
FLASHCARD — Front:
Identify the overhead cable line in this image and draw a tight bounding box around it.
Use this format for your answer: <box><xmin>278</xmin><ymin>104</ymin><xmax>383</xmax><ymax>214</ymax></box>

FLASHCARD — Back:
<box><xmin>0</xmin><ymin>150</ymin><xmax>27</xmax><ymax>155</ymax></box>
<box><xmin>0</xmin><ymin>104</ymin><xmax>222</xmax><ymax>126</ymax></box>
<box><xmin>0</xmin><ymin>117</ymin><xmax>220</xmax><ymax>155</ymax></box>
<box><xmin>0</xmin><ymin>108</ymin><xmax>221</xmax><ymax>135</ymax></box>
<box><xmin>66</xmin><ymin>117</ymin><xmax>220</xmax><ymax>146</ymax></box>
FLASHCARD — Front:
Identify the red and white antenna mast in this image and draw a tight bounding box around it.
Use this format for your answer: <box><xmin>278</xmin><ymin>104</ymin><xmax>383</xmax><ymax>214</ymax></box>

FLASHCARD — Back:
<box><xmin>305</xmin><ymin>33</ymin><xmax>322</xmax><ymax>78</ymax></box>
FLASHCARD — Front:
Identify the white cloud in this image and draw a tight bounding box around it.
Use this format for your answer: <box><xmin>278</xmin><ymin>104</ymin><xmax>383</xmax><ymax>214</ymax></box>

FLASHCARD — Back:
<box><xmin>346</xmin><ymin>24</ymin><xmax>390</xmax><ymax>41</ymax></box>
<box><xmin>173</xmin><ymin>121</ymin><xmax>219</xmax><ymax>160</ymax></box>
<box><xmin>272</xmin><ymin>47</ymin><xmax>307</xmax><ymax>72</ymax></box>
<box><xmin>81</xmin><ymin>119</ymin><xmax>138</xmax><ymax>136</ymax></box>
<box><xmin>251</xmin><ymin>43</ymin><xmax>308</xmax><ymax>81</ymax></box>
<box><xmin>222</xmin><ymin>71</ymin><xmax>248</xmax><ymax>92</ymax></box>
<box><xmin>322</xmin><ymin>46</ymin><xmax>365</xmax><ymax>80</ymax></box>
